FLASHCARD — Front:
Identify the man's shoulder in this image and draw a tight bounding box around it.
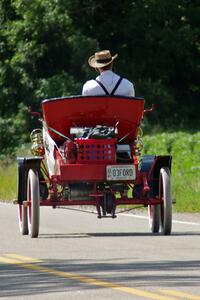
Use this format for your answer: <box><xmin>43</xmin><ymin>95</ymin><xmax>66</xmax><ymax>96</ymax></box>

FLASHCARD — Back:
<box><xmin>122</xmin><ymin>77</ymin><xmax>133</xmax><ymax>85</ymax></box>
<box><xmin>111</xmin><ymin>72</ymin><xmax>133</xmax><ymax>86</ymax></box>
<box><xmin>83</xmin><ymin>79</ymin><xmax>96</xmax><ymax>87</ymax></box>
<box><xmin>82</xmin><ymin>79</ymin><xmax>100</xmax><ymax>95</ymax></box>
<box><xmin>120</xmin><ymin>77</ymin><xmax>134</xmax><ymax>90</ymax></box>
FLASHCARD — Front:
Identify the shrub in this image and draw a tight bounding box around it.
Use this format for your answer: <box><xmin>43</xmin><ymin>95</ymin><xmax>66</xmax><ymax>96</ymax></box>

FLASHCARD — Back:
<box><xmin>0</xmin><ymin>103</ymin><xmax>30</xmax><ymax>159</ymax></box>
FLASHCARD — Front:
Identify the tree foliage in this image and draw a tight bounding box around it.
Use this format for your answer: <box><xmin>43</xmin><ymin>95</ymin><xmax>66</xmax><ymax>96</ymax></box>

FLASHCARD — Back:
<box><xmin>0</xmin><ymin>0</ymin><xmax>199</xmax><ymax>154</ymax></box>
<box><xmin>68</xmin><ymin>0</ymin><xmax>200</xmax><ymax>127</ymax></box>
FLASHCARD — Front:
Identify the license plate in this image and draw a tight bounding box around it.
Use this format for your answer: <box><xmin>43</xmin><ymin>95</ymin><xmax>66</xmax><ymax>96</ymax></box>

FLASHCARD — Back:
<box><xmin>106</xmin><ymin>165</ymin><xmax>136</xmax><ymax>181</ymax></box>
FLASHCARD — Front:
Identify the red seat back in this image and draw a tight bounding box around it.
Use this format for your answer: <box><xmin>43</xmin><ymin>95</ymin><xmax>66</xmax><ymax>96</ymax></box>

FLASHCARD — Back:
<box><xmin>42</xmin><ymin>95</ymin><xmax>144</xmax><ymax>143</ymax></box>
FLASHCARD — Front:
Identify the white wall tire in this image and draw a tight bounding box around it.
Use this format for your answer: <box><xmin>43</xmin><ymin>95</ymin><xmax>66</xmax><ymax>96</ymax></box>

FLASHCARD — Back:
<box><xmin>27</xmin><ymin>169</ymin><xmax>40</xmax><ymax>238</ymax></box>
<box><xmin>159</xmin><ymin>167</ymin><xmax>172</xmax><ymax>235</ymax></box>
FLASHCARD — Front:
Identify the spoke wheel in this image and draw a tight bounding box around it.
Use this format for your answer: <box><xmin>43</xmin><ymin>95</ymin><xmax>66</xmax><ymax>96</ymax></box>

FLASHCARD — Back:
<box><xmin>159</xmin><ymin>167</ymin><xmax>172</xmax><ymax>235</ymax></box>
<box><xmin>18</xmin><ymin>204</ymin><xmax>28</xmax><ymax>235</ymax></box>
<box><xmin>27</xmin><ymin>169</ymin><xmax>40</xmax><ymax>238</ymax></box>
<box><xmin>148</xmin><ymin>204</ymin><xmax>160</xmax><ymax>233</ymax></box>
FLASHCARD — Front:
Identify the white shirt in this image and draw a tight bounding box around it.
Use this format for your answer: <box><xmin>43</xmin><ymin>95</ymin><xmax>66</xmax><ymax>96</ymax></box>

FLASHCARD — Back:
<box><xmin>82</xmin><ymin>70</ymin><xmax>135</xmax><ymax>97</ymax></box>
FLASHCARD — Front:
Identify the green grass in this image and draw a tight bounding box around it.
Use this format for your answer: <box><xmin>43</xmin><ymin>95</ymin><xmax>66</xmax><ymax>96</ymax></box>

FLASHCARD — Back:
<box><xmin>0</xmin><ymin>132</ymin><xmax>200</xmax><ymax>212</ymax></box>
<box><xmin>0</xmin><ymin>144</ymin><xmax>31</xmax><ymax>202</ymax></box>
<box><xmin>0</xmin><ymin>163</ymin><xmax>18</xmax><ymax>201</ymax></box>
<box><xmin>142</xmin><ymin>131</ymin><xmax>200</xmax><ymax>212</ymax></box>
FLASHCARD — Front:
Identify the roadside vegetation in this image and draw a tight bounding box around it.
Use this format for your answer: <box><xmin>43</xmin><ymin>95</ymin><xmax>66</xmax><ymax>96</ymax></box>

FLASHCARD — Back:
<box><xmin>142</xmin><ymin>131</ymin><xmax>200</xmax><ymax>212</ymax></box>
<box><xmin>0</xmin><ymin>144</ymin><xmax>31</xmax><ymax>201</ymax></box>
<box><xmin>0</xmin><ymin>132</ymin><xmax>199</xmax><ymax>212</ymax></box>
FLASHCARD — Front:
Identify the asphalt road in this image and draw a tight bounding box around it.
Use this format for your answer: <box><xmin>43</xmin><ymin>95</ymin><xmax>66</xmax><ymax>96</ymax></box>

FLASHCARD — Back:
<box><xmin>0</xmin><ymin>202</ymin><xmax>200</xmax><ymax>300</ymax></box>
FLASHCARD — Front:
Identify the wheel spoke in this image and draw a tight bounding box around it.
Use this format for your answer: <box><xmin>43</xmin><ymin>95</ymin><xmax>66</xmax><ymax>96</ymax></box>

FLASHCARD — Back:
<box><xmin>18</xmin><ymin>203</ymin><xmax>28</xmax><ymax>235</ymax></box>
<box><xmin>148</xmin><ymin>204</ymin><xmax>160</xmax><ymax>233</ymax></box>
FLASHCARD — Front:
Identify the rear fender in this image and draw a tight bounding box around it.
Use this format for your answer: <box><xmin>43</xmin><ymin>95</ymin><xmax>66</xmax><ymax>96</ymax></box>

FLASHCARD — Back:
<box><xmin>17</xmin><ymin>157</ymin><xmax>42</xmax><ymax>204</ymax></box>
<box><xmin>139</xmin><ymin>155</ymin><xmax>172</xmax><ymax>197</ymax></box>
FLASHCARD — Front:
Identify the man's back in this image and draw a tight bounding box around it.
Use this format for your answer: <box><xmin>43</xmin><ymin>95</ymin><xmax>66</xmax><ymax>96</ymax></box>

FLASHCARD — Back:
<box><xmin>82</xmin><ymin>70</ymin><xmax>135</xmax><ymax>97</ymax></box>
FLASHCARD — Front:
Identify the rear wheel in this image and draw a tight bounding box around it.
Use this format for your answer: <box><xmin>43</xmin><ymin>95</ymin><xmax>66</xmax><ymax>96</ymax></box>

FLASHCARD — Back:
<box><xmin>148</xmin><ymin>205</ymin><xmax>160</xmax><ymax>233</ymax></box>
<box><xmin>18</xmin><ymin>204</ymin><xmax>28</xmax><ymax>235</ymax></box>
<box><xmin>159</xmin><ymin>167</ymin><xmax>172</xmax><ymax>235</ymax></box>
<box><xmin>27</xmin><ymin>169</ymin><xmax>40</xmax><ymax>238</ymax></box>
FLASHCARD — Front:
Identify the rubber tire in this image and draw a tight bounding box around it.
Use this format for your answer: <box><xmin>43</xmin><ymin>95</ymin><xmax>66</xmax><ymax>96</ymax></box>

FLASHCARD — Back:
<box><xmin>148</xmin><ymin>204</ymin><xmax>160</xmax><ymax>233</ymax></box>
<box><xmin>18</xmin><ymin>204</ymin><xmax>28</xmax><ymax>235</ymax></box>
<box><xmin>159</xmin><ymin>167</ymin><xmax>172</xmax><ymax>235</ymax></box>
<box><xmin>27</xmin><ymin>169</ymin><xmax>40</xmax><ymax>238</ymax></box>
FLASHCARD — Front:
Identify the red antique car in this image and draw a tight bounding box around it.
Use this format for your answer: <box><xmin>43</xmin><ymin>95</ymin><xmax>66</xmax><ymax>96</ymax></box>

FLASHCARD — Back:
<box><xmin>17</xmin><ymin>95</ymin><xmax>172</xmax><ymax>237</ymax></box>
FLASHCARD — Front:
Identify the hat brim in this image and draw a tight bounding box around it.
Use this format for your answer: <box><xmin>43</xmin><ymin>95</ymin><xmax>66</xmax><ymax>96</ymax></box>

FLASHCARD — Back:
<box><xmin>88</xmin><ymin>53</ymin><xmax>118</xmax><ymax>68</ymax></box>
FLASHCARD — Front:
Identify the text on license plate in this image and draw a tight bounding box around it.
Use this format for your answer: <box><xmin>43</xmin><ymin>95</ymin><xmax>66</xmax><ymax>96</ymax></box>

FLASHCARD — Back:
<box><xmin>106</xmin><ymin>165</ymin><xmax>136</xmax><ymax>181</ymax></box>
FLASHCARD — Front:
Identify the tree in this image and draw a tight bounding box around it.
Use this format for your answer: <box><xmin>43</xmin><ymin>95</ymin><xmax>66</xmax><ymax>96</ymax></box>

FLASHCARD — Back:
<box><xmin>0</xmin><ymin>0</ymin><xmax>97</xmax><ymax>116</ymax></box>
<box><xmin>0</xmin><ymin>0</ymin><xmax>97</xmax><ymax>154</ymax></box>
<box><xmin>68</xmin><ymin>0</ymin><xmax>200</xmax><ymax>128</ymax></box>
<box><xmin>0</xmin><ymin>0</ymin><xmax>199</xmax><ymax>156</ymax></box>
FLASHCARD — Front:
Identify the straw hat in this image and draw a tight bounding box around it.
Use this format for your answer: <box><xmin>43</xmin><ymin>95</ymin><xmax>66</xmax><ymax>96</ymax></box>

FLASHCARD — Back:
<box><xmin>88</xmin><ymin>50</ymin><xmax>118</xmax><ymax>68</ymax></box>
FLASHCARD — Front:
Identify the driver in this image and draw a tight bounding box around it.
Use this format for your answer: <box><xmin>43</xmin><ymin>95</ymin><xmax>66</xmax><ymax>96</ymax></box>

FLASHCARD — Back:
<box><xmin>82</xmin><ymin>50</ymin><xmax>135</xmax><ymax>97</ymax></box>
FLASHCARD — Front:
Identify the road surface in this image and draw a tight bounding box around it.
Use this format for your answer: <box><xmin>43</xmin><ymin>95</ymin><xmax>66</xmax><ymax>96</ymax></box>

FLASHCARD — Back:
<box><xmin>0</xmin><ymin>202</ymin><xmax>200</xmax><ymax>300</ymax></box>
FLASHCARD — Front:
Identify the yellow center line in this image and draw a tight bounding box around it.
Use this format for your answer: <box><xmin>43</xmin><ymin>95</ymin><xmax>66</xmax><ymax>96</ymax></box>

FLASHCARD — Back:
<box><xmin>0</xmin><ymin>254</ymin><xmax>179</xmax><ymax>300</ymax></box>
<box><xmin>159</xmin><ymin>289</ymin><xmax>200</xmax><ymax>300</ymax></box>
<box><xmin>5</xmin><ymin>253</ymin><xmax>42</xmax><ymax>263</ymax></box>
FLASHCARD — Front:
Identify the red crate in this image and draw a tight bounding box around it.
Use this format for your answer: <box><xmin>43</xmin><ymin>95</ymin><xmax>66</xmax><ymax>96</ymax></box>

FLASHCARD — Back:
<box><xmin>76</xmin><ymin>138</ymin><xmax>116</xmax><ymax>164</ymax></box>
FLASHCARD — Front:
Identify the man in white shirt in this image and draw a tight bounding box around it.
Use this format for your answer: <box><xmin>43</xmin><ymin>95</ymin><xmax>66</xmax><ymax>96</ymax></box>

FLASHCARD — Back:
<box><xmin>82</xmin><ymin>50</ymin><xmax>135</xmax><ymax>97</ymax></box>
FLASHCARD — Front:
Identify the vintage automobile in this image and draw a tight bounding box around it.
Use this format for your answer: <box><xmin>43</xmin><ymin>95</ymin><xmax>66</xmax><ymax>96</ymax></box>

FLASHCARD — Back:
<box><xmin>17</xmin><ymin>95</ymin><xmax>172</xmax><ymax>238</ymax></box>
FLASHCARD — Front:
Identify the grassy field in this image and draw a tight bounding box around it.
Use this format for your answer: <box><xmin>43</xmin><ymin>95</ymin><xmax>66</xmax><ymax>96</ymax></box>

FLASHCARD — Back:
<box><xmin>0</xmin><ymin>144</ymin><xmax>31</xmax><ymax>201</ymax></box>
<box><xmin>142</xmin><ymin>131</ymin><xmax>200</xmax><ymax>212</ymax></box>
<box><xmin>0</xmin><ymin>132</ymin><xmax>200</xmax><ymax>212</ymax></box>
